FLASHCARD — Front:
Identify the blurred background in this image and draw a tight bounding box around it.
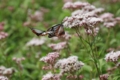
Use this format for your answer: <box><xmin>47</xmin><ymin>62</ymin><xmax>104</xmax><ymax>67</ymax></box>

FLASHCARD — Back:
<box><xmin>0</xmin><ymin>0</ymin><xmax>120</xmax><ymax>80</ymax></box>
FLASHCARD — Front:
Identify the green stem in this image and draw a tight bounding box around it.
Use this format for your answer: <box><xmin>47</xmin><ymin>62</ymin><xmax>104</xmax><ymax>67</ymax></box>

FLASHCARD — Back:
<box><xmin>74</xmin><ymin>26</ymin><xmax>100</xmax><ymax>77</ymax></box>
<box><xmin>88</xmin><ymin>43</ymin><xmax>100</xmax><ymax>76</ymax></box>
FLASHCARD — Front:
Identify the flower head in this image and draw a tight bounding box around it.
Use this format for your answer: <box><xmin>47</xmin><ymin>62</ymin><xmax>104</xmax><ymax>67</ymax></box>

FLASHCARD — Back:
<box><xmin>0</xmin><ymin>32</ymin><xmax>8</xmax><ymax>40</ymax></box>
<box><xmin>12</xmin><ymin>57</ymin><xmax>25</xmax><ymax>64</ymax></box>
<box><xmin>105</xmin><ymin>51</ymin><xmax>120</xmax><ymax>62</ymax></box>
<box><xmin>48</xmin><ymin>42</ymin><xmax>67</xmax><ymax>51</ymax></box>
<box><xmin>30</xmin><ymin>10</ymin><xmax>43</xmax><ymax>22</ymax></box>
<box><xmin>42</xmin><ymin>72</ymin><xmax>60</xmax><ymax>80</ymax></box>
<box><xmin>40</xmin><ymin>52</ymin><xmax>60</xmax><ymax>64</ymax></box>
<box><xmin>0</xmin><ymin>22</ymin><xmax>4</xmax><ymax>31</ymax></box>
<box><xmin>26</xmin><ymin>37</ymin><xmax>46</xmax><ymax>46</ymax></box>
<box><xmin>55</xmin><ymin>56</ymin><xmax>84</xmax><ymax>74</ymax></box>
<box><xmin>63</xmin><ymin>2</ymin><xmax>73</xmax><ymax>9</ymax></box>
<box><xmin>0</xmin><ymin>66</ymin><xmax>6</xmax><ymax>75</ymax></box>
<box><xmin>0</xmin><ymin>76</ymin><xmax>9</xmax><ymax>80</ymax></box>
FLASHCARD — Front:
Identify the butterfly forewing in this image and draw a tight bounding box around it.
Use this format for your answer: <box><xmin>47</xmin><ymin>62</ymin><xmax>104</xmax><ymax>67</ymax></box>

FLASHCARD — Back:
<box><xmin>30</xmin><ymin>28</ymin><xmax>46</xmax><ymax>36</ymax></box>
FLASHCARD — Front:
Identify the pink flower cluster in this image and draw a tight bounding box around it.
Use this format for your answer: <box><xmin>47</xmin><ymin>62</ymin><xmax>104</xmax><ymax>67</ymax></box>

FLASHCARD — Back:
<box><xmin>0</xmin><ymin>22</ymin><xmax>4</xmax><ymax>31</ymax></box>
<box><xmin>40</xmin><ymin>52</ymin><xmax>60</xmax><ymax>64</ymax></box>
<box><xmin>0</xmin><ymin>32</ymin><xmax>8</xmax><ymax>40</ymax></box>
<box><xmin>99</xmin><ymin>74</ymin><xmax>109</xmax><ymax>80</ymax></box>
<box><xmin>63</xmin><ymin>1</ymin><xmax>104</xmax><ymax>36</ymax></box>
<box><xmin>26</xmin><ymin>37</ymin><xmax>46</xmax><ymax>46</ymax></box>
<box><xmin>0</xmin><ymin>75</ymin><xmax>9</xmax><ymax>80</ymax></box>
<box><xmin>51</xmin><ymin>32</ymin><xmax>71</xmax><ymax>41</ymax></box>
<box><xmin>0</xmin><ymin>66</ymin><xmax>14</xmax><ymax>79</ymax></box>
<box><xmin>23</xmin><ymin>8</ymin><xmax>49</xmax><ymax>27</ymax></box>
<box><xmin>105</xmin><ymin>51</ymin><xmax>120</xmax><ymax>62</ymax></box>
<box><xmin>0</xmin><ymin>22</ymin><xmax>8</xmax><ymax>40</ymax></box>
<box><xmin>42</xmin><ymin>72</ymin><xmax>60</xmax><ymax>80</ymax></box>
<box><xmin>29</xmin><ymin>10</ymin><xmax>43</xmax><ymax>22</ymax></box>
<box><xmin>12</xmin><ymin>57</ymin><xmax>25</xmax><ymax>64</ymax></box>
<box><xmin>63</xmin><ymin>6</ymin><xmax>103</xmax><ymax>28</ymax></box>
<box><xmin>12</xmin><ymin>57</ymin><xmax>25</xmax><ymax>70</ymax></box>
<box><xmin>48</xmin><ymin>42</ymin><xmax>67</xmax><ymax>51</ymax></box>
<box><xmin>55</xmin><ymin>56</ymin><xmax>84</xmax><ymax>74</ymax></box>
<box><xmin>63</xmin><ymin>1</ymin><xmax>89</xmax><ymax>9</ymax></box>
<box><xmin>100</xmin><ymin>13</ymin><xmax>120</xmax><ymax>28</ymax></box>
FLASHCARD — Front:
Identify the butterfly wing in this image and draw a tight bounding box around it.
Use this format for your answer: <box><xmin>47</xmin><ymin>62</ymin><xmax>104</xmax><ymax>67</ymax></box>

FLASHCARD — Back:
<box><xmin>30</xmin><ymin>28</ymin><xmax>46</xmax><ymax>36</ymax></box>
<box><xmin>47</xmin><ymin>24</ymin><xmax>65</xmax><ymax>38</ymax></box>
<box><xmin>54</xmin><ymin>24</ymin><xmax>65</xmax><ymax>36</ymax></box>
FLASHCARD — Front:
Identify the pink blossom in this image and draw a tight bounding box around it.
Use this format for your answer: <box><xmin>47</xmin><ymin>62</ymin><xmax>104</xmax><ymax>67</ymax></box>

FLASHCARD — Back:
<box><xmin>26</xmin><ymin>37</ymin><xmax>46</xmax><ymax>46</ymax></box>
<box><xmin>0</xmin><ymin>76</ymin><xmax>9</xmax><ymax>80</ymax></box>
<box><xmin>103</xmin><ymin>21</ymin><xmax>117</xmax><ymax>28</ymax></box>
<box><xmin>60</xmin><ymin>32</ymin><xmax>71</xmax><ymax>40</ymax></box>
<box><xmin>55</xmin><ymin>56</ymin><xmax>84</xmax><ymax>74</ymax></box>
<box><xmin>48</xmin><ymin>42</ymin><xmax>67</xmax><ymax>51</ymax></box>
<box><xmin>83</xmin><ymin>5</ymin><xmax>96</xmax><ymax>11</ymax></box>
<box><xmin>30</xmin><ymin>10</ymin><xmax>43</xmax><ymax>21</ymax></box>
<box><xmin>0</xmin><ymin>32</ymin><xmax>8</xmax><ymax>40</ymax></box>
<box><xmin>115</xmin><ymin>17</ymin><xmax>120</xmax><ymax>23</ymax></box>
<box><xmin>12</xmin><ymin>57</ymin><xmax>25</xmax><ymax>64</ymax></box>
<box><xmin>85</xmin><ymin>27</ymin><xmax>99</xmax><ymax>36</ymax></box>
<box><xmin>3</xmin><ymin>68</ymin><xmax>14</xmax><ymax>76</ymax></box>
<box><xmin>105</xmin><ymin>51</ymin><xmax>120</xmax><ymax>62</ymax></box>
<box><xmin>0</xmin><ymin>66</ymin><xmax>6</xmax><ymax>75</ymax></box>
<box><xmin>42</xmin><ymin>72</ymin><xmax>61</xmax><ymax>80</ymax></box>
<box><xmin>73</xmin><ymin>1</ymin><xmax>89</xmax><ymax>9</ymax></box>
<box><xmin>0</xmin><ymin>66</ymin><xmax>14</xmax><ymax>77</ymax></box>
<box><xmin>0</xmin><ymin>22</ymin><xmax>4</xmax><ymax>31</ymax></box>
<box><xmin>100</xmin><ymin>13</ymin><xmax>114</xmax><ymax>20</ymax></box>
<box><xmin>63</xmin><ymin>1</ymin><xmax>104</xmax><ymax>28</ymax></box>
<box><xmin>86</xmin><ymin>17</ymin><xmax>103</xmax><ymax>26</ymax></box>
<box><xmin>23</xmin><ymin>21</ymin><xmax>31</xmax><ymax>27</ymax></box>
<box><xmin>92</xmin><ymin>8</ymin><xmax>104</xmax><ymax>14</ymax></box>
<box><xmin>99</xmin><ymin>74</ymin><xmax>109</xmax><ymax>80</ymax></box>
<box><xmin>40</xmin><ymin>52</ymin><xmax>60</xmax><ymax>64</ymax></box>
<box><xmin>63</xmin><ymin>2</ymin><xmax>73</xmax><ymax>9</ymax></box>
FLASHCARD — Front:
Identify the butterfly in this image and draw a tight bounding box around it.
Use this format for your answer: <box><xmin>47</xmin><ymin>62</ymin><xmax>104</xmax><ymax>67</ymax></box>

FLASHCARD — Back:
<box><xmin>30</xmin><ymin>23</ymin><xmax>65</xmax><ymax>38</ymax></box>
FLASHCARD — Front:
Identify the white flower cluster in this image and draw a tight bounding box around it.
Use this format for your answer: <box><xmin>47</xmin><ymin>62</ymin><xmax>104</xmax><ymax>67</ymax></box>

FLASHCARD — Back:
<box><xmin>42</xmin><ymin>72</ymin><xmax>60</xmax><ymax>80</ymax></box>
<box><xmin>55</xmin><ymin>56</ymin><xmax>84</xmax><ymax>74</ymax></box>
<box><xmin>105</xmin><ymin>51</ymin><xmax>120</xmax><ymax>62</ymax></box>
